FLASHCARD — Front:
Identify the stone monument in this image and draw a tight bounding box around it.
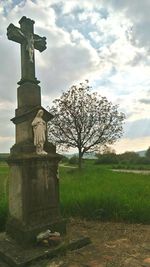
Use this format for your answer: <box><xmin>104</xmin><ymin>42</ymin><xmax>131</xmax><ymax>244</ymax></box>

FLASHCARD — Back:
<box><xmin>6</xmin><ymin>16</ymin><xmax>66</xmax><ymax>245</ymax></box>
<box><xmin>0</xmin><ymin>16</ymin><xmax>90</xmax><ymax>267</ymax></box>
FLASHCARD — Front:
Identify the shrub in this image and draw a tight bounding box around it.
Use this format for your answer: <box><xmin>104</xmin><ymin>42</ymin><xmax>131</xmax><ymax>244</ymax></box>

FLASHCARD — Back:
<box><xmin>60</xmin><ymin>155</ymin><xmax>69</xmax><ymax>164</ymax></box>
<box><xmin>95</xmin><ymin>153</ymin><xmax>118</xmax><ymax>164</ymax></box>
<box><xmin>68</xmin><ymin>156</ymin><xmax>79</xmax><ymax>165</ymax></box>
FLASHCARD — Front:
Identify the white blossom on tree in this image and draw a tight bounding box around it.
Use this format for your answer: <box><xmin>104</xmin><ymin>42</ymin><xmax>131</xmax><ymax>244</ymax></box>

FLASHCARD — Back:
<box><xmin>48</xmin><ymin>81</ymin><xmax>125</xmax><ymax>169</ymax></box>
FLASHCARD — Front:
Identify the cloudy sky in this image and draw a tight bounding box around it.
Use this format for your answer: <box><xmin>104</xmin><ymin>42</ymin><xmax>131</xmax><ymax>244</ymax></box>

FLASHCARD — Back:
<box><xmin>0</xmin><ymin>0</ymin><xmax>150</xmax><ymax>153</ymax></box>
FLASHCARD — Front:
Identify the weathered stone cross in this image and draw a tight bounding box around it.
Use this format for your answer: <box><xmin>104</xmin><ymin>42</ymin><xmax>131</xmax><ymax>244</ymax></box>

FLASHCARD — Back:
<box><xmin>7</xmin><ymin>16</ymin><xmax>46</xmax><ymax>85</ymax></box>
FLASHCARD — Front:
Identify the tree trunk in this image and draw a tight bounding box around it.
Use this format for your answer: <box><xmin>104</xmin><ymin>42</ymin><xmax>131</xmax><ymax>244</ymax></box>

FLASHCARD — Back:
<box><xmin>78</xmin><ymin>149</ymin><xmax>82</xmax><ymax>170</ymax></box>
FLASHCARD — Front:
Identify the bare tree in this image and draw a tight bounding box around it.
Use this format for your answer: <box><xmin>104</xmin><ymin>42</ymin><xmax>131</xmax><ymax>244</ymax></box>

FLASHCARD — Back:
<box><xmin>48</xmin><ymin>81</ymin><xmax>125</xmax><ymax>169</ymax></box>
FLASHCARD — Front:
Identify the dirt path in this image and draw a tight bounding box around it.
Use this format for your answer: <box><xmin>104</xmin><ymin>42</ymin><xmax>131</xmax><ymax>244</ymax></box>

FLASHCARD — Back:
<box><xmin>0</xmin><ymin>219</ymin><xmax>150</xmax><ymax>267</ymax></box>
<box><xmin>112</xmin><ymin>169</ymin><xmax>150</xmax><ymax>175</ymax></box>
<box><xmin>59</xmin><ymin>164</ymin><xmax>77</xmax><ymax>168</ymax></box>
<box><xmin>31</xmin><ymin>219</ymin><xmax>150</xmax><ymax>267</ymax></box>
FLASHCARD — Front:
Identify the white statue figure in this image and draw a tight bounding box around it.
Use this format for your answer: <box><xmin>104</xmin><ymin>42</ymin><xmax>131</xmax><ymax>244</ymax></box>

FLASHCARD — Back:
<box><xmin>26</xmin><ymin>33</ymin><xmax>34</xmax><ymax>63</ymax></box>
<box><xmin>32</xmin><ymin>109</ymin><xmax>48</xmax><ymax>155</ymax></box>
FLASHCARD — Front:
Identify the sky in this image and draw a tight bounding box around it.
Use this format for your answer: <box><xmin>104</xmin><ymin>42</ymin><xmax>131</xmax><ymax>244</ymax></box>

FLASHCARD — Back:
<box><xmin>0</xmin><ymin>0</ymin><xmax>150</xmax><ymax>154</ymax></box>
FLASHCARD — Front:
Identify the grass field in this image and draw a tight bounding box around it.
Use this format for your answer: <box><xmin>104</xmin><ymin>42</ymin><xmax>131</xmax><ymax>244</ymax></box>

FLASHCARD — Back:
<box><xmin>60</xmin><ymin>162</ymin><xmax>150</xmax><ymax>223</ymax></box>
<box><xmin>0</xmin><ymin>161</ymin><xmax>150</xmax><ymax>231</ymax></box>
<box><xmin>111</xmin><ymin>163</ymin><xmax>150</xmax><ymax>170</ymax></box>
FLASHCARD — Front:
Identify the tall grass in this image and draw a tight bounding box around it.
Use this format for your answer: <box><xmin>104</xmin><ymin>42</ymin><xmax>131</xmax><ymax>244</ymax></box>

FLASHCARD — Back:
<box><xmin>60</xmin><ymin>164</ymin><xmax>150</xmax><ymax>223</ymax></box>
<box><xmin>0</xmin><ymin>162</ymin><xmax>150</xmax><ymax>232</ymax></box>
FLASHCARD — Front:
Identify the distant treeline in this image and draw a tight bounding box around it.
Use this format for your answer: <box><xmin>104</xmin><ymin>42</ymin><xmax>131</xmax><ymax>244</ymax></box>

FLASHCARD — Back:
<box><xmin>62</xmin><ymin>148</ymin><xmax>150</xmax><ymax>166</ymax></box>
<box><xmin>95</xmin><ymin>151</ymin><xmax>150</xmax><ymax>165</ymax></box>
<box><xmin>0</xmin><ymin>153</ymin><xmax>9</xmax><ymax>162</ymax></box>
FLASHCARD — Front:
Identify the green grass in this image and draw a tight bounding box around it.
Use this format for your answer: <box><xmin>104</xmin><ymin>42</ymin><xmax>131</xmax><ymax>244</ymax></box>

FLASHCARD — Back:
<box><xmin>0</xmin><ymin>162</ymin><xmax>150</xmax><ymax>232</ymax></box>
<box><xmin>60</xmin><ymin>163</ymin><xmax>150</xmax><ymax>223</ymax></box>
<box><xmin>111</xmin><ymin>163</ymin><xmax>150</xmax><ymax>170</ymax></box>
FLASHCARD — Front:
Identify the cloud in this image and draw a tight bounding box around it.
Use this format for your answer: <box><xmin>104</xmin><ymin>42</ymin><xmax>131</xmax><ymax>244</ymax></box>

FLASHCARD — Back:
<box><xmin>0</xmin><ymin>0</ymin><xmax>150</xmax><ymax>154</ymax></box>
<box><xmin>139</xmin><ymin>99</ymin><xmax>150</xmax><ymax>105</ymax></box>
<box><xmin>123</xmin><ymin>119</ymin><xmax>150</xmax><ymax>139</ymax></box>
<box><xmin>2</xmin><ymin>0</ymin><xmax>101</xmax><ymax>97</ymax></box>
<box><xmin>113</xmin><ymin>136</ymin><xmax>150</xmax><ymax>154</ymax></box>
<box><xmin>36</xmin><ymin>25</ymin><xmax>100</xmax><ymax>98</ymax></box>
<box><xmin>0</xmin><ymin>0</ymin><xmax>98</xmax><ymax>123</ymax></box>
<box><xmin>0</xmin><ymin>136</ymin><xmax>14</xmax><ymax>153</ymax></box>
<box><xmin>0</xmin><ymin>0</ymin><xmax>103</xmax><ymax>152</ymax></box>
<box><xmin>129</xmin><ymin>50</ymin><xmax>148</xmax><ymax>66</ymax></box>
<box><xmin>103</xmin><ymin>0</ymin><xmax>150</xmax><ymax>50</ymax></box>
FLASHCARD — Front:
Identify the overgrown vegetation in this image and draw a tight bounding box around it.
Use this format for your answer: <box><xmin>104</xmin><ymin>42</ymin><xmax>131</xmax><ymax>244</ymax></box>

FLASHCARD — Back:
<box><xmin>95</xmin><ymin>149</ymin><xmax>150</xmax><ymax>169</ymax></box>
<box><xmin>0</xmin><ymin>161</ymin><xmax>150</xmax><ymax>232</ymax></box>
<box><xmin>0</xmin><ymin>154</ymin><xmax>9</xmax><ymax>162</ymax></box>
<box><xmin>59</xmin><ymin>162</ymin><xmax>150</xmax><ymax>223</ymax></box>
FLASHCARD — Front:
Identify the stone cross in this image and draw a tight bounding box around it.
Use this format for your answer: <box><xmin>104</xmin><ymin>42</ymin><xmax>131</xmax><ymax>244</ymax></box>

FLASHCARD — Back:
<box><xmin>4</xmin><ymin>17</ymin><xmax>66</xmax><ymax>250</ymax></box>
<box><xmin>7</xmin><ymin>16</ymin><xmax>46</xmax><ymax>85</ymax></box>
<box><xmin>0</xmin><ymin>17</ymin><xmax>70</xmax><ymax>267</ymax></box>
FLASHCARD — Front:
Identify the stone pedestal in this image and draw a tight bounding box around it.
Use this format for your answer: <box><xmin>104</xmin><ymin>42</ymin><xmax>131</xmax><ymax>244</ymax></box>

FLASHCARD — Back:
<box><xmin>10</xmin><ymin>106</ymin><xmax>53</xmax><ymax>154</ymax></box>
<box><xmin>16</xmin><ymin>82</ymin><xmax>41</xmax><ymax>116</ymax></box>
<box><xmin>6</xmin><ymin>154</ymin><xmax>66</xmax><ymax>246</ymax></box>
<box><xmin>6</xmin><ymin>103</ymin><xmax>66</xmax><ymax>247</ymax></box>
<box><xmin>5</xmin><ymin>81</ymin><xmax>66</xmax><ymax>246</ymax></box>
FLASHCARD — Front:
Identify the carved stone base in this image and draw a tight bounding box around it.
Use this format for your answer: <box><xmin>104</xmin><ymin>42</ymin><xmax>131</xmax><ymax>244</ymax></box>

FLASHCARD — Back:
<box><xmin>6</xmin><ymin>218</ymin><xmax>67</xmax><ymax>247</ymax></box>
<box><xmin>10</xmin><ymin>140</ymin><xmax>56</xmax><ymax>154</ymax></box>
<box><xmin>6</xmin><ymin>153</ymin><xmax>64</xmax><ymax>246</ymax></box>
<box><xmin>0</xmin><ymin>232</ymin><xmax>91</xmax><ymax>267</ymax></box>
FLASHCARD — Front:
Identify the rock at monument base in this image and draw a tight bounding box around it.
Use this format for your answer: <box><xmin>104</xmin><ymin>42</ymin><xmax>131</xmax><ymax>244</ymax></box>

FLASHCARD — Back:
<box><xmin>0</xmin><ymin>232</ymin><xmax>91</xmax><ymax>267</ymax></box>
<box><xmin>6</xmin><ymin>217</ymin><xmax>67</xmax><ymax>248</ymax></box>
